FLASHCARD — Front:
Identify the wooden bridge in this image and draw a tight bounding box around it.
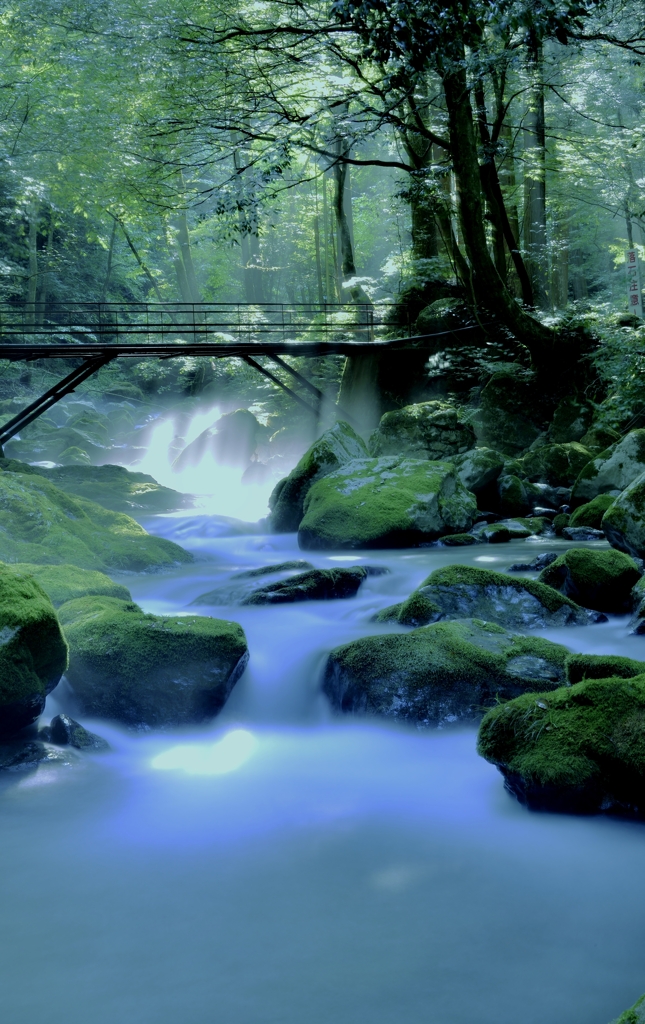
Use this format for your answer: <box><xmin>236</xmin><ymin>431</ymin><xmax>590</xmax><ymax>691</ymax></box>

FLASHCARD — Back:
<box><xmin>0</xmin><ymin>301</ymin><xmax>480</xmax><ymax>446</ymax></box>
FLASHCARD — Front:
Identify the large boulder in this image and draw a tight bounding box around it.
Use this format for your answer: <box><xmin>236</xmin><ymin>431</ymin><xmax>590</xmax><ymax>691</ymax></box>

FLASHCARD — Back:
<box><xmin>173</xmin><ymin>409</ymin><xmax>261</xmax><ymax>471</ymax></box>
<box><xmin>368</xmin><ymin>401</ymin><xmax>475</xmax><ymax>460</ymax></box>
<box><xmin>520</xmin><ymin>443</ymin><xmax>593</xmax><ymax>488</ymax></box>
<box><xmin>0</xmin><ymin>470</ymin><xmax>190</xmax><ymax>571</ymax></box>
<box><xmin>269</xmin><ymin>421</ymin><xmax>368</xmax><ymax>533</ymax></box>
<box><xmin>477</xmin><ymin>675</ymin><xmax>645</xmax><ymax>816</ymax></box>
<box><xmin>323</xmin><ymin>618</ymin><xmax>570</xmax><ymax>726</ymax></box>
<box><xmin>453</xmin><ymin>447</ymin><xmax>505</xmax><ymax>495</ymax></box>
<box><xmin>298</xmin><ymin>458</ymin><xmax>477</xmax><ymax>550</ymax></box>
<box><xmin>1</xmin><ymin>461</ymin><xmax>193</xmax><ymax>514</ymax></box>
<box><xmin>10</xmin><ymin>564</ymin><xmax>132</xmax><ymax>607</ymax></box>
<box><xmin>59</xmin><ymin>596</ymin><xmax>248</xmax><ymax>728</ymax></box>
<box><xmin>0</xmin><ymin>564</ymin><xmax>68</xmax><ymax>735</ymax></box>
<box><xmin>537</xmin><ymin>548</ymin><xmax>641</xmax><ymax>613</ymax></box>
<box><xmin>602</xmin><ymin>473</ymin><xmax>645</xmax><ymax>559</ymax></box>
<box><xmin>476</xmin><ymin>368</ymin><xmax>547</xmax><ymax>455</ymax></box>
<box><xmin>572</xmin><ymin>429</ymin><xmax>645</xmax><ymax>504</ymax></box>
<box><xmin>376</xmin><ymin>564</ymin><xmax>590</xmax><ymax>629</ymax></box>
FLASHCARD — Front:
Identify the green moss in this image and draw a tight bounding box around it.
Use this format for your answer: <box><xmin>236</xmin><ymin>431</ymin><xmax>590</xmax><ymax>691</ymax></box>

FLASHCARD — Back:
<box><xmin>391</xmin><ymin>590</ymin><xmax>441</xmax><ymax>627</ymax></box>
<box><xmin>565</xmin><ymin>653</ymin><xmax>645</xmax><ymax>684</ymax></box>
<box><xmin>61</xmin><ymin>595</ymin><xmax>248</xmax><ymax>727</ymax></box>
<box><xmin>569</xmin><ymin>494</ymin><xmax>616</xmax><ymax>529</ymax></box>
<box><xmin>10</xmin><ymin>564</ymin><xmax>132</xmax><ymax>608</ymax></box>
<box><xmin>477</xmin><ymin>675</ymin><xmax>645</xmax><ymax>801</ymax></box>
<box><xmin>0</xmin><ymin>470</ymin><xmax>191</xmax><ymax>571</ymax></box>
<box><xmin>368</xmin><ymin>400</ymin><xmax>475</xmax><ymax>459</ymax></box>
<box><xmin>611</xmin><ymin>993</ymin><xmax>645</xmax><ymax>1024</ymax></box>
<box><xmin>553</xmin><ymin>513</ymin><xmax>570</xmax><ymax>534</ymax></box>
<box><xmin>324</xmin><ymin>618</ymin><xmax>570</xmax><ymax>725</ymax></box>
<box><xmin>419</xmin><ymin>564</ymin><xmax>580</xmax><ymax>615</ymax></box>
<box><xmin>497</xmin><ymin>474</ymin><xmax>530</xmax><ymax>517</ymax></box>
<box><xmin>440</xmin><ymin>533</ymin><xmax>477</xmax><ymax>546</ymax></box>
<box><xmin>538</xmin><ymin>547</ymin><xmax>641</xmax><ymax>611</ymax></box>
<box><xmin>520</xmin><ymin>442</ymin><xmax>593</xmax><ymax>487</ymax></box>
<box><xmin>298</xmin><ymin>457</ymin><xmax>477</xmax><ymax>550</ymax></box>
<box><xmin>1</xmin><ymin>460</ymin><xmax>192</xmax><ymax>514</ymax></box>
<box><xmin>0</xmin><ymin>563</ymin><xmax>68</xmax><ymax>716</ymax></box>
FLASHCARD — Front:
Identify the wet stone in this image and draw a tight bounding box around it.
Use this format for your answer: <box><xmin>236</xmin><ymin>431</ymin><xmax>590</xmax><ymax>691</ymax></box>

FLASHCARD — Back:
<box><xmin>508</xmin><ymin>552</ymin><xmax>559</xmax><ymax>573</ymax></box>
<box><xmin>49</xmin><ymin>714</ymin><xmax>110</xmax><ymax>752</ymax></box>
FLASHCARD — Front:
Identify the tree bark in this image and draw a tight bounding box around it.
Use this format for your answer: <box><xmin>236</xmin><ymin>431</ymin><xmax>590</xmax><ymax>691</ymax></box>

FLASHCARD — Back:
<box><xmin>524</xmin><ymin>39</ymin><xmax>549</xmax><ymax>309</ymax></box>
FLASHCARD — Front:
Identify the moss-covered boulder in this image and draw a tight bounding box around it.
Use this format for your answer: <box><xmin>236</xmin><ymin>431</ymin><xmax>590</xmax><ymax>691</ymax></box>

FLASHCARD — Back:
<box><xmin>572</xmin><ymin>429</ymin><xmax>645</xmax><ymax>504</ymax></box>
<box><xmin>241</xmin><ymin>566</ymin><xmax>367</xmax><ymax>604</ymax></box>
<box><xmin>60</xmin><ymin>596</ymin><xmax>248</xmax><ymax>728</ymax></box>
<box><xmin>269</xmin><ymin>421</ymin><xmax>368</xmax><ymax>533</ymax></box>
<box><xmin>549</xmin><ymin>395</ymin><xmax>593</xmax><ymax>443</ymax></box>
<box><xmin>0</xmin><ymin>460</ymin><xmax>192</xmax><ymax>514</ymax></box>
<box><xmin>497</xmin><ymin>474</ymin><xmax>532</xmax><ymax>517</ymax></box>
<box><xmin>520</xmin><ymin>442</ymin><xmax>593</xmax><ymax>488</ymax></box>
<box><xmin>476</xmin><ymin>368</ymin><xmax>546</xmax><ymax>455</ymax></box>
<box><xmin>579</xmin><ymin>424</ymin><xmax>621</xmax><ymax>452</ymax></box>
<box><xmin>610</xmin><ymin>993</ymin><xmax>645</xmax><ymax>1024</ymax></box>
<box><xmin>298</xmin><ymin>458</ymin><xmax>477</xmax><ymax>550</ymax></box>
<box><xmin>9</xmin><ymin>564</ymin><xmax>131</xmax><ymax>607</ymax></box>
<box><xmin>453</xmin><ymin>447</ymin><xmax>504</xmax><ymax>495</ymax></box>
<box><xmin>477</xmin><ymin>675</ymin><xmax>645</xmax><ymax>815</ymax></box>
<box><xmin>376</xmin><ymin>564</ymin><xmax>590</xmax><ymax>629</ymax></box>
<box><xmin>565</xmin><ymin>653</ymin><xmax>645</xmax><ymax>685</ymax></box>
<box><xmin>569</xmin><ymin>493</ymin><xmax>616</xmax><ymax>529</ymax></box>
<box><xmin>0</xmin><ymin>564</ymin><xmax>68</xmax><ymax>734</ymax></box>
<box><xmin>0</xmin><ymin>470</ymin><xmax>190</xmax><ymax>571</ymax></box>
<box><xmin>537</xmin><ymin>548</ymin><xmax>641</xmax><ymax>612</ymax></box>
<box><xmin>602</xmin><ymin>473</ymin><xmax>645</xmax><ymax>559</ymax></box>
<box><xmin>323</xmin><ymin>618</ymin><xmax>570</xmax><ymax>726</ymax></box>
<box><xmin>473</xmin><ymin>517</ymin><xmax>548</xmax><ymax>543</ymax></box>
<box><xmin>368</xmin><ymin>401</ymin><xmax>475</xmax><ymax>460</ymax></box>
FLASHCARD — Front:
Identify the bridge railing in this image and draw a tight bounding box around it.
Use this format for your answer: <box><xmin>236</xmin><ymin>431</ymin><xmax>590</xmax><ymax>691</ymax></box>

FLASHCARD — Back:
<box><xmin>0</xmin><ymin>301</ymin><xmax>411</xmax><ymax>346</ymax></box>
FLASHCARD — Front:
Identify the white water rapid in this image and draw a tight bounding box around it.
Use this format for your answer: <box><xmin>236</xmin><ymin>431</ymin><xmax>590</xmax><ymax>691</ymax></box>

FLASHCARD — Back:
<box><xmin>1</xmin><ymin>424</ymin><xmax>644</xmax><ymax>1024</ymax></box>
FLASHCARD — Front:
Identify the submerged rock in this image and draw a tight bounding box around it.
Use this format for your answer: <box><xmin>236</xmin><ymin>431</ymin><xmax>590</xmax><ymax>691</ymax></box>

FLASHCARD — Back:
<box><xmin>368</xmin><ymin>401</ymin><xmax>475</xmax><ymax>460</ymax></box>
<box><xmin>572</xmin><ymin>429</ymin><xmax>645</xmax><ymax>504</ymax></box>
<box><xmin>241</xmin><ymin>567</ymin><xmax>368</xmax><ymax>604</ymax></box>
<box><xmin>298</xmin><ymin>457</ymin><xmax>477</xmax><ymax>550</ymax></box>
<box><xmin>192</xmin><ymin>561</ymin><xmax>316</xmax><ymax>606</ymax></box>
<box><xmin>537</xmin><ymin>547</ymin><xmax>641</xmax><ymax>612</ymax></box>
<box><xmin>269</xmin><ymin>421</ymin><xmax>368</xmax><ymax>533</ymax></box>
<box><xmin>231</xmin><ymin>560</ymin><xmax>313</xmax><ymax>580</ymax></box>
<box><xmin>0</xmin><ymin>470</ymin><xmax>191</xmax><ymax>571</ymax></box>
<box><xmin>9</xmin><ymin>564</ymin><xmax>132</xmax><ymax>607</ymax></box>
<box><xmin>477</xmin><ymin>675</ymin><xmax>645</xmax><ymax>816</ymax></box>
<box><xmin>375</xmin><ymin>564</ymin><xmax>591</xmax><ymax>630</ymax></box>
<box><xmin>323</xmin><ymin>618</ymin><xmax>569</xmax><ymax>726</ymax></box>
<box><xmin>0</xmin><ymin>738</ymin><xmax>73</xmax><ymax>771</ymax></box>
<box><xmin>508</xmin><ymin>552</ymin><xmax>559</xmax><ymax>573</ymax></box>
<box><xmin>49</xmin><ymin>713</ymin><xmax>109</xmax><ymax>751</ymax></box>
<box><xmin>60</xmin><ymin>596</ymin><xmax>248</xmax><ymax>728</ymax></box>
<box><xmin>0</xmin><ymin>563</ymin><xmax>68</xmax><ymax>735</ymax></box>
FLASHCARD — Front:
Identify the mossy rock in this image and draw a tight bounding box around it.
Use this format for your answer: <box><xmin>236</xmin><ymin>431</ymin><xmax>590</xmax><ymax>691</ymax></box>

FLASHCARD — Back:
<box><xmin>368</xmin><ymin>401</ymin><xmax>475</xmax><ymax>460</ymax></box>
<box><xmin>10</xmin><ymin>564</ymin><xmax>132</xmax><ymax>608</ymax></box>
<box><xmin>549</xmin><ymin>395</ymin><xmax>593</xmax><ymax>443</ymax></box>
<box><xmin>565</xmin><ymin>653</ymin><xmax>645</xmax><ymax>685</ymax></box>
<box><xmin>477</xmin><ymin>675</ymin><xmax>645</xmax><ymax>816</ymax></box>
<box><xmin>0</xmin><ymin>460</ymin><xmax>192</xmax><ymax>514</ymax></box>
<box><xmin>241</xmin><ymin>567</ymin><xmax>368</xmax><ymax>604</ymax></box>
<box><xmin>417</xmin><ymin>564</ymin><xmax>588</xmax><ymax>628</ymax></box>
<box><xmin>602</xmin><ymin>475</ymin><xmax>645</xmax><ymax>560</ymax></box>
<box><xmin>569</xmin><ymin>493</ymin><xmax>616</xmax><ymax>529</ymax></box>
<box><xmin>628</xmin><ymin>575</ymin><xmax>645</xmax><ymax>633</ymax></box>
<box><xmin>323</xmin><ymin>618</ymin><xmax>570</xmax><ymax>726</ymax></box>
<box><xmin>474</xmin><ymin>517</ymin><xmax>547</xmax><ymax>543</ymax></box>
<box><xmin>0</xmin><ymin>563</ymin><xmax>68</xmax><ymax>734</ymax></box>
<box><xmin>58</xmin><ymin>446</ymin><xmax>91</xmax><ymax>466</ymax></box>
<box><xmin>269</xmin><ymin>421</ymin><xmax>368</xmax><ymax>533</ymax></box>
<box><xmin>538</xmin><ymin>547</ymin><xmax>641</xmax><ymax>612</ymax></box>
<box><xmin>553</xmin><ymin>512</ymin><xmax>570</xmax><ymax>534</ymax></box>
<box><xmin>375</xmin><ymin>564</ymin><xmax>589</xmax><ymax>629</ymax></box>
<box><xmin>60</xmin><ymin>595</ymin><xmax>248</xmax><ymax>728</ymax></box>
<box><xmin>4</xmin><ymin>425</ymin><xmax>102</xmax><ymax>463</ymax></box>
<box><xmin>579</xmin><ymin>424</ymin><xmax>621</xmax><ymax>452</ymax></box>
<box><xmin>476</xmin><ymin>368</ymin><xmax>546</xmax><ymax>455</ymax></box>
<box><xmin>610</xmin><ymin>994</ymin><xmax>645</xmax><ymax>1024</ymax></box>
<box><xmin>520</xmin><ymin>443</ymin><xmax>593</xmax><ymax>488</ymax></box>
<box><xmin>298</xmin><ymin>457</ymin><xmax>477</xmax><ymax>550</ymax></box>
<box><xmin>0</xmin><ymin>469</ymin><xmax>191</xmax><ymax>571</ymax></box>
<box><xmin>497</xmin><ymin>474</ymin><xmax>531</xmax><ymax>517</ymax></box>
<box><xmin>572</xmin><ymin>429</ymin><xmax>645</xmax><ymax>505</ymax></box>
<box><xmin>440</xmin><ymin>533</ymin><xmax>477</xmax><ymax>546</ymax></box>
<box><xmin>453</xmin><ymin>447</ymin><xmax>504</xmax><ymax>494</ymax></box>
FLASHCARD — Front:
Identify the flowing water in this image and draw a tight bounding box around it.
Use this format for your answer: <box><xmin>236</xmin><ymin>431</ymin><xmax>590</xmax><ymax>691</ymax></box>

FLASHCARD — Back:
<box><xmin>1</xmin><ymin>430</ymin><xmax>644</xmax><ymax>1023</ymax></box>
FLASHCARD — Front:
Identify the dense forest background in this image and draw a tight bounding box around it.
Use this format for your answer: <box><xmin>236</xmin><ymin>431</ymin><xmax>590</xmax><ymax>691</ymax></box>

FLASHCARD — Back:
<box><xmin>0</xmin><ymin>0</ymin><xmax>644</xmax><ymax>436</ymax></box>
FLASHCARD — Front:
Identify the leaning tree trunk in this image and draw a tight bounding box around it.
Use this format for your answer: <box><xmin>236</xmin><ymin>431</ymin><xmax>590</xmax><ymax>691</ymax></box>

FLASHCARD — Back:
<box><xmin>441</xmin><ymin>61</ymin><xmax>557</xmax><ymax>371</ymax></box>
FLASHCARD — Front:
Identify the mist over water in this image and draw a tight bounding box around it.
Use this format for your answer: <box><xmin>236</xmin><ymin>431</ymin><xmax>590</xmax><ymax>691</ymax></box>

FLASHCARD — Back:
<box><xmin>1</xmin><ymin>422</ymin><xmax>644</xmax><ymax>1023</ymax></box>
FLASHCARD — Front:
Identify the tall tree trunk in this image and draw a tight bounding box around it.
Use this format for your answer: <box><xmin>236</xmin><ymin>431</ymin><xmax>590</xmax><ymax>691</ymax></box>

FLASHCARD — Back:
<box><xmin>441</xmin><ymin>60</ymin><xmax>555</xmax><ymax>367</ymax></box>
<box><xmin>173</xmin><ymin>210</ymin><xmax>201</xmax><ymax>303</ymax></box>
<box><xmin>524</xmin><ymin>39</ymin><xmax>549</xmax><ymax>309</ymax></box>
<box><xmin>100</xmin><ymin>218</ymin><xmax>117</xmax><ymax>303</ymax></box>
<box><xmin>26</xmin><ymin>202</ymin><xmax>38</xmax><ymax>323</ymax></box>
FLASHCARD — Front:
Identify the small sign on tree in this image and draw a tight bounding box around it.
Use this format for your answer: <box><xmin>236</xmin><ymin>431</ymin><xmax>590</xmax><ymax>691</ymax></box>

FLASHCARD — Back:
<box><xmin>626</xmin><ymin>249</ymin><xmax>644</xmax><ymax>318</ymax></box>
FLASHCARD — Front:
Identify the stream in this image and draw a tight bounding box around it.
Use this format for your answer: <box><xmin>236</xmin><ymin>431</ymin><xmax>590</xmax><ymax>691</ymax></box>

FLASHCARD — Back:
<box><xmin>1</xmin><ymin>519</ymin><xmax>644</xmax><ymax>1023</ymax></box>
